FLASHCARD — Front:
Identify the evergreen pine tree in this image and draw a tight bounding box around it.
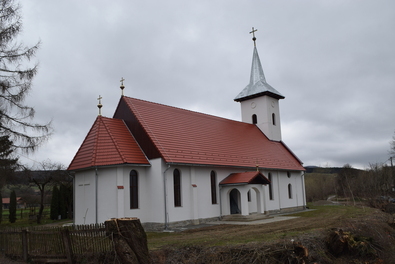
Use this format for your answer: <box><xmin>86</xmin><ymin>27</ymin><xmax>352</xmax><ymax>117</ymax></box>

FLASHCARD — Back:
<box><xmin>50</xmin><ymin>186</ymin><xmax>60</xmax><ymax>220</ymax></box>
<box><xmin>9</xmin><ymin>190</ymin><xmax>16</xmax><ymax>223</ymax></box>
<box><xmin>0</xmin><ymin>191</ymin><xmax>3</xmax><ymax>223</ymax></box>
<box><xmin>59</xmin><ymin>184</ymin><xmax>67</xmax><ymax>219</ymax></box>
<box><xmin>0</xmin><ymin>0</ymin><xmax>52</xmax><ymax>152</ymax></box>
<box><xmin>0</xmin><ymin>135</ymin><xmax>18</xmax><ymax>188</ymax></box>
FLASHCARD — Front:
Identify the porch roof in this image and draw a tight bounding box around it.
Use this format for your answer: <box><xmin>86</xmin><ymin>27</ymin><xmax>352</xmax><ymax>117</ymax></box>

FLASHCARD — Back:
<box><xmin>219</xmin><ymin>171</ymin><xmax>270</xmax><ymax>185</ymax></box>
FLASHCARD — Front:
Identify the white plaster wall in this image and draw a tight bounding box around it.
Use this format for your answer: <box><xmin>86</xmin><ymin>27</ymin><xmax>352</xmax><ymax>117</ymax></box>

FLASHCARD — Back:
<box><xmin>264</xmin><ymin>170</ymin><xmax>281</xmax><ymax>211</ymax></box>
<box><xmin>122</xmin><ymin>158</ymin><xmax>166</xmax><ymax>223</ymax></box>
<box><xmin>74</xmin><ymin>170</ymin><xmax>97</xmax><ymax>225</ymax></box>
<box><xmin>74</xmin><ymin>163</ymin><xmax>305</xmax><ymax>225</ymax></box>
<box><xmin>195</xmin><ymin>167</ymin><xmax>221</xmax><ymax>219</ymax></box>
<box><xmin>248</xmin><ymin>188</ymin><xmax>258</xmax><ymax>213</ymax></box>
<box><xmin>96</xmin><ymin>167</ymin><xmax>117</xmax><ymax>223</ymax></box>
<box><xmin>240</xmin><ymin>96</ymin><xmax>282</xmax><ymax>141</ymax></box>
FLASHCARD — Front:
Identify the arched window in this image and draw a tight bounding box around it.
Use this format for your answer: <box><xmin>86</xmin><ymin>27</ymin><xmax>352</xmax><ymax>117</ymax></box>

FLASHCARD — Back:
<box><xmin>247</xmin><ymin>190</ymin><xmax>251</xmax><ymax>202</ymax></box>
<box><xmin>287</xmin><ymin>172</ymin><xmax>291</xmax><ymax>178</ymax></box>
<box><xmin>272</xmin><ymin>113</ymin><xmax>276</xmax><ymax>126</ymax></box>
<box><xmin>173</xmin><ymin>169</ymin><xmax>181</xmax><ymax>207</ymax></box>
<box><xmin>268</xmin><ymin>173</ymin><xmax>273</xmax><ymax>200</ymax></box>
<box><xmin>288</xmin><ymin>184</ymin><xmax>293</xmax><ymax>199</ymax></box>
<box><xmin>252</xmin><ymin>114</ymin><xmax>257</xmax><ymax>124</ymax></box>
<box><xmin>130</xmin><ymin>170</ymin><xmax>138</xmax><ymax>209</ymax></box>
<box><xmin>210</xmin><ymin>171</ymin><xmax>217</xmax><ymax>204</ymax></box>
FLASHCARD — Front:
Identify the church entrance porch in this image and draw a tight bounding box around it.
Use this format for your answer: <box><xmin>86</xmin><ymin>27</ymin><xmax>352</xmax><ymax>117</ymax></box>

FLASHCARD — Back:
<box><xmin>229</xmin><ymin>189</ymin><xmax>241</xmax><ymax>214</ymax></box>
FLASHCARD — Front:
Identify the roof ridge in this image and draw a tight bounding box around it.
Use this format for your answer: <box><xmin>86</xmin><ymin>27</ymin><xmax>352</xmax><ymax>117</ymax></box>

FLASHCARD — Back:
<box><xmin>91</xmin><ymin>116</ymin><xmax>102</xmax><ymax>167</ymax></box>
<box><xmin>124</xmin><ymin>96</ymin><xmax>241</xmax><ymax>123</ymax></box>
<box><xmin>100</xmin><ymin>117</ymin><xmax>128</xmax><ymax>164</ymax></box>
<box><xmin>124</xmin><ymin>97</ymin><xmax>172</xmax><ymax>162</ymax></box>
<box><xmin>120</xmin><ymin>119</ymin><xmax>151</xmax><ymax>163</ymax></box>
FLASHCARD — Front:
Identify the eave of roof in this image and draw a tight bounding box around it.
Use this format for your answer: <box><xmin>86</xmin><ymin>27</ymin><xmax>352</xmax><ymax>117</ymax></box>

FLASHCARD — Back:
<box><xmin>219</xmin><ymin>171</ymin><xmax>270</xmax><ymax>185</ymax></box>
<box><xmin>68</xmin><ymin>116</ymin><xmax>150</xmax><ymax>171</ymax></box>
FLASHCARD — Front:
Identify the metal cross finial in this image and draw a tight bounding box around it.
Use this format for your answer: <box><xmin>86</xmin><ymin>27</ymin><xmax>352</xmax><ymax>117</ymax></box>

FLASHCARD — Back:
<box><xmin>120</xmin><ymin>77</ymin><xmax>125</xmax><ymax>96</ymax></box>
<box><xmin>97</xmin><ymin>95</ymin><xmax>103</xmax><ymax>116</ymax></box>
<box><xmin>250</xmin><ymin>27</ymin><xmax>258</xmax><ymax>47</ymax></box>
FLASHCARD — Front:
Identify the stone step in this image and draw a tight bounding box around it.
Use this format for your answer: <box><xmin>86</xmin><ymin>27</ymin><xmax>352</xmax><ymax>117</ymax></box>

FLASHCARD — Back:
<box><xmin>221</xmin><ymin>213</ymin><xmax>273</xmax><ymax>222</ymax></box>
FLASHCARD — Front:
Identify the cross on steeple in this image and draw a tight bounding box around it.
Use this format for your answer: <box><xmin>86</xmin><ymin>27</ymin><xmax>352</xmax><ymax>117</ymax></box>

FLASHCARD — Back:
<box><xmin>97</xmin><ymin>95</ymin><xmax>103</xmax><ymax>116</ymax></box>
<box><xmin>120</xmin><ymin>77</ymin><xmax>125</xmax><ymax>96</ymax></box>
<box><xmin>250</xmin><ymin>27</ymin><xmax>258</xmax><ymax>47</ymax></box>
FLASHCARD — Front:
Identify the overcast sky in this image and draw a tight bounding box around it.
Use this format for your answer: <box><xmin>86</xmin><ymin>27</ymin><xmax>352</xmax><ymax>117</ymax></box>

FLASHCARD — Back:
<box><xmin>16</xmin><ymin>0</ymin><xmax>395</xmax><ymax>170</ymax></box>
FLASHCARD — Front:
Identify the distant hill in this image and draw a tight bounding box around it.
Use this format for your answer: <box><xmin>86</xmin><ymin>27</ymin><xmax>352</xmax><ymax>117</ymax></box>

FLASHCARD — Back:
<box><xmin>304</xmin><ymin>166</ymin><xmax>363</xmax><ymax>174</ymax></box>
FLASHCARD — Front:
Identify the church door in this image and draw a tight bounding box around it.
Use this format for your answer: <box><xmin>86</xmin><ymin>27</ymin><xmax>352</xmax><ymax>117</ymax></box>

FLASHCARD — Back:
<box><xmin>229</xmin><ymin>189</ymin><xmax>241</xmax><ymax>214</ymax></box>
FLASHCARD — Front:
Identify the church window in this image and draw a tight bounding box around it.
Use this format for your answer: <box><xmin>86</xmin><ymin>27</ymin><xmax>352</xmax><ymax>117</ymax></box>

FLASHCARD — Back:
<box><xmin>173</xmin><ymin>169</ymin><xmax>182</xmax><ymax>207</ymax></box>
<box><xmin>252</xmin><ymin>114</ymin><xmax>257</xmax><ymax>124</ymax></box>
<box><xmin>287</xmin><ymin>172</ymin><xmax>291</xmax><ymax>178</ymax></box>
<box><xmin>268</xmin><ymin>173</ymin><xmax>273</xmax><ymax>200</ymax></box>
<box><xmin>272</xmin><ymin>113</ymin><xmax>276</xmax><ymax>126</ymax></box>
<box><xmin>247</xmin><ymin>190</ymin><xmax>251</xmax><ymax>202</ymax></box>
<box><xmin>288</xmin><ymin>184</ymin><xmax>293</xmax><ymax>199</ymax></box>
<box><xmin>130</xmin><ymin>170</ymin><xmax>138</xmax><ymax>209</ymax></box>
<box><xmin>210</xmin><ymin>170</ymin><xmax>217</xmax><ymax>204</ymax></box>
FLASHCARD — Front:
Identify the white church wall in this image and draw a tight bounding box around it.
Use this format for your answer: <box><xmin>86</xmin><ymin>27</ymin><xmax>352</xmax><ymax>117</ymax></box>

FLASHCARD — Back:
<box><xmin>264</xmin><ymin>170</ymin><xmax>281</xmax><ymax>212</ymax></box>
<box><xmin>194</xmin><ymin>167</ymin><xmax>221</xmax><ymax>220</ymax></box>
<box><xmin>240</xmin><ymin>96</ymin><xmax>282</xmax><ymax>141</ymax></box>
<box><xmin>120</xmin><ymin>159</ymin><xmax>166</xmax><ymax>224</ymax></box>
<box><xmin>141</xmin><ymin>158</ymin><xmax>166</xmax><ymax>223</ymax></box>
<box><xmin>165</xmin><ymin>165</ymin><xmax>192</xmax><ymax>223</ymax></box>
<box><xmin>248</xmin><ymin>188</ymin><xmax>258</xmax><ymax>213</ymax></box>
<box><xmin>96</xmin><ymin>167</ymin><xmax>117</xmax><ymax>223</ymax></box>
<box><xmin>74</xmin><ymin>170</ymin><xmax>97</xmax><ymax>225</ymax></box>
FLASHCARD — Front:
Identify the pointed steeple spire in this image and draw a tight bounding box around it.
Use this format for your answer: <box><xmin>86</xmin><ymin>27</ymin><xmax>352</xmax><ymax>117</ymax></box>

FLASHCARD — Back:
<box><xmin>234</xmin><ymin>29</ymin><xmax>284</xmax><ymax>102</ymax></box>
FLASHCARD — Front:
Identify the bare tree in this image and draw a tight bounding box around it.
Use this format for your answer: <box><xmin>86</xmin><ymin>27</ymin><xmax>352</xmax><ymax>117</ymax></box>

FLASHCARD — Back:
<box><xmin>0</xmin><ymin>0</ymin><xmax>52</xmax><ymax>153</ymax></box>
<box><xmin>25</xmin><ymin>160</ymin><xmax>66</xmax><ymax>224</ymax></box>
<box><xmin>390</xmin><ymin>130</ymin><xmax>395</xmax><ymax>156</ymax></box>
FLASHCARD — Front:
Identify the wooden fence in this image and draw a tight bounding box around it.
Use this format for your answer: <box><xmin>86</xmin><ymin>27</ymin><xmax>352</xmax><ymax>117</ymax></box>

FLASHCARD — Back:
<box><xmin>0</xmin><ymin>224</ymin><xmax>114</xmax><ymax>263</ymax></box>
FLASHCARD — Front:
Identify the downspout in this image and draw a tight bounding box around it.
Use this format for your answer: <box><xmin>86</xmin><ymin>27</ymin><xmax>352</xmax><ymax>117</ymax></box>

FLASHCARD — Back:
<box><xmin>219</xmin><ymin>185</ymin><xmax>223</xmax><ymax>219</ymax></box>
<box><xmin>95</xmin><ymin>167</ymin><xmax>98</xmax><ymax>224</ymax></box>
<box><xmin>72</xmin><ymin>173</ymin><xmax>75</xmax><ymax>225</ymax></box>
<box><xmin>301</xmin><ymin>171</ymin><xmax>306</xmax><ymax>209</ymax></box>
<box><xmin>163</xmin><ymin>164</ymin><xmax>171</xmax><ymax>230</ymax></box>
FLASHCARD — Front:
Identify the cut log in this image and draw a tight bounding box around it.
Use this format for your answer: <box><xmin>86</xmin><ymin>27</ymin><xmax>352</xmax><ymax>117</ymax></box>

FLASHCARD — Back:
<box><xmin>105</xmin><ymin>217</ymin><xmax>151</xmax><ymax>264</ymax></box>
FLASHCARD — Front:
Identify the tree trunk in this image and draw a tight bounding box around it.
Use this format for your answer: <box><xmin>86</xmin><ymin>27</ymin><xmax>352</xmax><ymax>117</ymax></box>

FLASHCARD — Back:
<box><xmin>37</xmin><ymin>185</ymin><xmax>45</xmax><ymax>224</ymax></box>
<box><xmin>105</xmin><ymin>218</ymin><xmax>151</xmax><ymax>264</ymax></box>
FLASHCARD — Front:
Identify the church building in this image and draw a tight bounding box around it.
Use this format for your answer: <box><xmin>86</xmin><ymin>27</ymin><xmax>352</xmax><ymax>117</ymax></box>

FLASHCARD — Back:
<box><xmin>68</xmin><ymin>31</ymin><xmax>306</xmax><ymax>230</ymax></box>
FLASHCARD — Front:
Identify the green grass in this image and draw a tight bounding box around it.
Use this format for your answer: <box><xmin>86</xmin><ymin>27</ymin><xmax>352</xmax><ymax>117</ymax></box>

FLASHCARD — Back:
<box><xmin>0</xmin><ymin>207</ymin><xmax>71</xmax><ymax>228</ymax></box>
<box><xmin>146</xmin><ymin>204</ymin><xmax>375</xmax><ymax>250</ymax></box>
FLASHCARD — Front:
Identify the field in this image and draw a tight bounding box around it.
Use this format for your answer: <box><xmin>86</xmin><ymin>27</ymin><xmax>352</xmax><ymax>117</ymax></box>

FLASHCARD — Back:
<box><xmin>148</xmin><ymin>202</ymin><xmax>395</xmax><ymax>263</ymax></box>
<box><xmin>1</xmin><ymin>202</ymin><xmax>395</xmax><ymax>263</ymax></box>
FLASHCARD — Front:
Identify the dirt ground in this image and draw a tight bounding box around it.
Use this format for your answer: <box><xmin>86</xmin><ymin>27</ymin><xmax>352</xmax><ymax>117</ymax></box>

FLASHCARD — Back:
<box><xmin>150</xmin><ymin>202</ymin><xmax>395</xmax><ymax>263</ymax></box>
<box><xmin>2</xmin><ymin>202</ymin><xmax>395</xmax><ymax>263</ymax></box>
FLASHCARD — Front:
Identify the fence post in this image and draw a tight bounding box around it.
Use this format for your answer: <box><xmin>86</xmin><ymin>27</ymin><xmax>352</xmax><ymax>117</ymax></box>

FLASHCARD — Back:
<box><xmin>22</xmin><ymin>229</ymin><xmax>28</xmax><ymax>262</ymax></box>
<box><xmin>61</xmin><ymin>229</ymin><xmax>74</xmax><ymax>264</ymax></box>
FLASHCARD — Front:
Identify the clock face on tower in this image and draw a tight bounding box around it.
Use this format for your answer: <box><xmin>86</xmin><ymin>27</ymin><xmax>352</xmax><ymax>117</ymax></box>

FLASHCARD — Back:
<box><xmin>251</xmin><ymin>102</ymin><xmax>256</xmax><ymax>109</ymax></box>
<box><xmin>271</xmin><ymin>100</ymin><xmax>275</xmax><ymax>108</ymax></box>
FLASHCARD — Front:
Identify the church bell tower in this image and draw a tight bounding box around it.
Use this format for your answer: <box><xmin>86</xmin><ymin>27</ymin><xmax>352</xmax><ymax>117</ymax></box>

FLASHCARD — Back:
<box><xmin>234</xmin><ymin>28</ymin><xmax>284</xmax><ymax>142</ymax></box>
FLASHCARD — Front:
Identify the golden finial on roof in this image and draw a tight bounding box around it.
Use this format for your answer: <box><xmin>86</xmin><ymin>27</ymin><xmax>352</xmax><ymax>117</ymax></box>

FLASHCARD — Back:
<box><xmin>97</xmin><ymin>95</ymin><xmax>103</xmax><ymax>116</ymax></box>
<box><xmin>250</xmin><ymin>27</ymin><xmax>258</xmax><ymax>47</ymax></box>
<box><xmin>120</xmin><ymin>77</ymin><xmax>125</xmax><ymax>96</ymax></box>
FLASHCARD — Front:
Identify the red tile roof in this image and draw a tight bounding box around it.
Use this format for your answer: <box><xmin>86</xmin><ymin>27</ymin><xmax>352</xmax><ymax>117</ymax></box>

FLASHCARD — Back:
<box><xmin>220</xmin><ymin>171</ymin><xmax>270</xmax><ymax>185</ymax></box>
<box><xmin>122</xmin><ymin>97</ymin><xmax>304</xmax><ymax>171</ymax></box>
<box><xmin>68</xmin><ymin>116</ymin><xmax>149</xmax><ymax>171</ymax></box>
